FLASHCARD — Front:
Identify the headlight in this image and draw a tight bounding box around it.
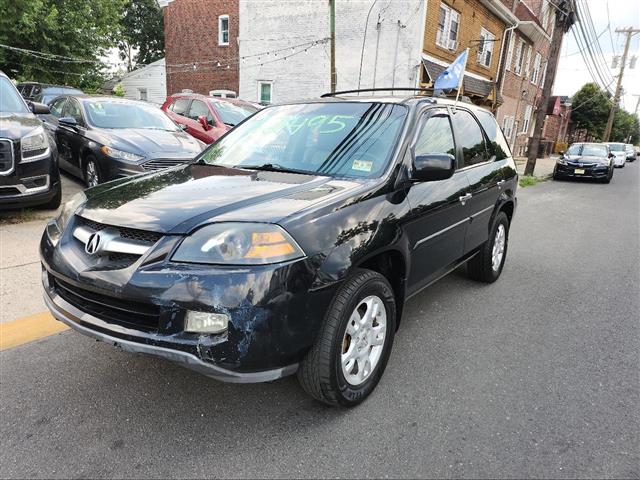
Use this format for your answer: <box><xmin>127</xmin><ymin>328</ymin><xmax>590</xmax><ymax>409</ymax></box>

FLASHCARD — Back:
<box><xmin>55</xmin><ymin>191</ymin><xmax>87</xmax><ymax>231</ymax></box>
<box><xmin>21</xmin><ymin>126</ymin><xmax>50</xmax><ymax>162</ymax></box>
<box><xmin>557</xmin><ymin>158</ymin><xmax>567</xmax><ymax>165</ymax></box>
<box><xmin>172</xmin><ymin>223</ymin><xmax>305</xmax><ymax>265</ymax></box>
<box><xmin>101</xmin><ymin>145</ymin><xmax>144</xmax><ymax>162</ymax></box>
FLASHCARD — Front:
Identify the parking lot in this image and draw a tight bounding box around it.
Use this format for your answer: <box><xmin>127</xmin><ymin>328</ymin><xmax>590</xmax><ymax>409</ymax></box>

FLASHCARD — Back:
<box><xmin>1</xmin><ymin>165</ymin><xmax>638</xmax><ymax>478</ymax></box>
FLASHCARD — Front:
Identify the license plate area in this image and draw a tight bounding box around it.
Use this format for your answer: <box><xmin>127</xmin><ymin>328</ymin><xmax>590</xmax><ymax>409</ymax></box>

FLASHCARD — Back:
<box><xmin>574</xmin><ymin>168</ymin><xmax>585</xmax><ymax>174</ymax></box>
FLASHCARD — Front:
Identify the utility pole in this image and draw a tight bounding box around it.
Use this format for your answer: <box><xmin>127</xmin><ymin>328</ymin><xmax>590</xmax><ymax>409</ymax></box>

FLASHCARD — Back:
<box><xmin>602</xmin><ymin>28</ymin><xmax>640</xmax><ymax>142</ymax></box>
<box><xmin>634</xmin><ymin>94</ymin><xmax>640</xmax><ymax>115</ymax></box>
<box><xmin>524</xmin><ymin>0</ymin><xmax>576</xmax><ymax>176</ymax></box>
<box><xmin>329</xmin><ymin>0</ymin><xmax>337</xmax><ymax>93</ymax></box>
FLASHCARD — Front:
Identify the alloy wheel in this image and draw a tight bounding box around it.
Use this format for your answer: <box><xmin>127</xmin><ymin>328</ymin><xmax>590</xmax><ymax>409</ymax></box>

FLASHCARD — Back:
<box><xmin>492</xmin><ymin>224</ymin><xmax>506</xmax><ymax>271</ymax></box>
<box><xmin>86</xmin><ymin>161</ymin><xmax>99</xmax><ymax>188</ymax></box>
<box><xmin>341</xmin><ymin>295</ymin><xmax>387</xmax><ymax>386</ymax></box>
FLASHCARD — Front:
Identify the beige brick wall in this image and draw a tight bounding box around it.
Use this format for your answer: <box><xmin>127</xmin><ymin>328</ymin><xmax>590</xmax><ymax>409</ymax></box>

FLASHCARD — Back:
<box><xmin>423</xmin><ymin>0</ymin><xmax>507</xmax><ymax>81</ymax></box>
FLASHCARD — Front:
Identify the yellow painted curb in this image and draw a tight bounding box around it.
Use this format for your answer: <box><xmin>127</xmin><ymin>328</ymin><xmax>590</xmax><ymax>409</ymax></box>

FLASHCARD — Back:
<box><xmin>0</xmin><ymin>312</ymin><xmax>69</xmax><ymax>351</ymax></box>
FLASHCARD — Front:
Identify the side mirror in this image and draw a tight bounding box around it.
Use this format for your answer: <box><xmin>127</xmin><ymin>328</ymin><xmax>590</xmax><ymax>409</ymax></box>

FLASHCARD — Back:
<box><xmin>558</xmin><ymin>150</ymin><xmax>565</xmax><ymax>156</ymax></box>
<box><xmin>412</xmin><ymin>153</ymin><xmax>456</xmax><ymax>182</ymax></box>
<box><xmin>59</xmin><ymin>117</ymin><xmax>78</xmax><ymax>128</ymax></box>
<box><xmin>198</xmin><ymin>115</ymin><xmax>211</xmax><ymax>131</ymax></box>
<box><xmin>179</xmin><ymin>123</ymin><xmax>188</xmax><ymax>131</ymax></box>
<box><xmin>608</xmin><ymin>152</ymin><xmax>615</xmax><ymax>158</ymax></box>
<box><xmin>29</xmin><ymin>101</ymin><xmax>50</xmax><ymax>115</ymax></box>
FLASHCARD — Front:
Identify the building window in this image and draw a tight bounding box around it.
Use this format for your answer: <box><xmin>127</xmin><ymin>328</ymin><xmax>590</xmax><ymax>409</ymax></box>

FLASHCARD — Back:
<box><xmin>505</xmin><ymin>32</ymin><xmax>515</xmax><ymax>71</ymax></box>
<box><xmin>258</xmin><ymin>81</ymin><xmax>273</xmax><ymax>104</ymax></box>
<box><xmin>477</xmin><ymin>28</ymin><xmax>495</xmax><ymax>68</ymax></box>
<box><xmin>513</xmin><ymin>39</ymin><xmax>526</xmax><ymax>75</ymax></box>
<box><xmin>138</xmin><ymin>88</ymin><xmax>148</xmax><ymax>101</ymax></box>
<box><xmin>502</xmin><ymin>115</ymin><xmax>514</xmax><ymax>139</ymax></box>
<box><xmin>531</xmin><ymin>52</ymin><xmax>542</xmax><ymax>85</ymax></box>
<box><xmin>523</xmin><ymin>45</ymin><xmax>532</xmax><ymax>78</ymax></box>
<box><xmin>522</xmin><ymin>105</ymin><xmax>533</xmax><ymax>134</ymax></box>
<box><xmin>218</xmin><ymin>15</ymin><xmax>229</xmax><ymax>46</ymax></box>
<box><xmin>436</xmin><ymin>3</ymin><xmax>460</xmax><ymax>51</ymax></box>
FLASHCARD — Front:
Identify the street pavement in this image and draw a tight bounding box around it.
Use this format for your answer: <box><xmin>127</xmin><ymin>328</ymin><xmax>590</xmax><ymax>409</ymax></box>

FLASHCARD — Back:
<box><xmin>1</xmin><ymin>164</ymin><xmax>638</xmax><ymax>478</ymax></box>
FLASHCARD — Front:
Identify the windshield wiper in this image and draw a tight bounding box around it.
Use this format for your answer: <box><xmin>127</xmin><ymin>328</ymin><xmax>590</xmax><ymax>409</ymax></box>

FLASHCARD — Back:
<box><xmin>235</xmin><ymin>163</ymin><xmax>314</xmax><ymax>175</ymax></box>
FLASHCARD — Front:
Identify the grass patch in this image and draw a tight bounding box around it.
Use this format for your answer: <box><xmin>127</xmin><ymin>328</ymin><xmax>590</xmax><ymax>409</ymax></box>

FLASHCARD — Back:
<box><xmin>519</xmin><ymin>175</ymin><xmax>541</xmax><ymax>188</ymax></box>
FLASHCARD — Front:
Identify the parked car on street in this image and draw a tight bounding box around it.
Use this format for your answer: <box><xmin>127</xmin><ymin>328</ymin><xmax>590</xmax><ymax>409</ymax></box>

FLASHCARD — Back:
<box><xmin>624</xmin><ymin>144</ymin><xmax>635</xmax><ymax>162</ymax></box>
<box><xmin>553</xmin><ymin>143</ymin><xmax>615</xmax><ymax>183</ymax></box>
<box><xmin>603</xmin><ymin>142</ymin><xmax>627</xmax><ymax>168</ymax></box>
<box><xmin>41</xmin><ymin>91</ymin><xmax>517</xmax><ymax>406</ymax></box>
<box><xmin>17</xmin><ymin>82</ymin><xmax>82</xmax><ymax>104</ymax></box>
<box><xmin>40</xmin><ymin>95</ymin><xmax>204</xmax><ymax>187</ymax></box>
<box><xmin>162</xmin><ymin>93</ymin><xmax>258</xmax><ymax>144</ymax></box>
<box><xmin>0</xmin><ymin>71</ymin><xmax>61</xmax><ymax>209</ymax></box>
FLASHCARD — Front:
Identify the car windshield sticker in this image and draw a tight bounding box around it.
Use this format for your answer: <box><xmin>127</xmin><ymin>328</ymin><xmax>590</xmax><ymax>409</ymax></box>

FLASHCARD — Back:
<box><xmin>263</xmin><ymin>114</ymin><xmax>356</xmax><ymax>136</ymax></box>
<box><xmin>352</xmin><ymin>159</ymin><xmax>373</xmax><ymax>172</ymax></box>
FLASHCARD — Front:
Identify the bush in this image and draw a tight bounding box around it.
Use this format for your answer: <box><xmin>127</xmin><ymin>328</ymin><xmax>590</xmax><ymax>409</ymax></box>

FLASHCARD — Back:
<box><xmin>554</xmin><ymin>142</ymin><xmax>568</xmax><ymax>153</ymax></box>
<box><xmin>113</xmin><ymin>84</ymin><xmax>125</xmax><ymax>97</ymax></box>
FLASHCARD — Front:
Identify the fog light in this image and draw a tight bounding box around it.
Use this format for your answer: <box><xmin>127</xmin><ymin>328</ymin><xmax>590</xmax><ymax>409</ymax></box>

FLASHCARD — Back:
<box><xmin>184</xmin><ymin>311</ymin><xmax>229</xmax><ymax>334</ymax></box>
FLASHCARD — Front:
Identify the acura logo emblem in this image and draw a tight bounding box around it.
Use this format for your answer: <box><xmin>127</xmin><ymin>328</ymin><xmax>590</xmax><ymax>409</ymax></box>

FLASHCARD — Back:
<box><xmin>85</xmin><ymin>233</ymin><xmax>101</xmax><ymax>255</ymax></box>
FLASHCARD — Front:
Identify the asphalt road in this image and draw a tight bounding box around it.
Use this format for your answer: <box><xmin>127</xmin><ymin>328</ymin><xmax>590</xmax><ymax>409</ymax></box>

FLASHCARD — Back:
<box><xmin>1</xmin><ymin>164</ymin><xmax>638</xmax><ymax>479</ymax></box>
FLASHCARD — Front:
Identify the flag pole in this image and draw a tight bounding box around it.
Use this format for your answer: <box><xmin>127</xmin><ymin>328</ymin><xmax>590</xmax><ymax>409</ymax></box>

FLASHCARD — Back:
<box><xmin>454</xmin><ymin>48</ymin><xmax>469</xmax><ymax>110</ymax></box>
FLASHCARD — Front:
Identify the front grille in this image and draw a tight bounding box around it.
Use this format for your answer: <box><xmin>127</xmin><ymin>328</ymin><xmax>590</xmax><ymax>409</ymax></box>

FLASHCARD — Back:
<box><xmin>141</xmin><ymin>158</ymin><xmax>191</xmax><ymax>172</ymax></box>
<box><xmin>0</xmin><ymin>139</ymin><xmax>14</xmax><ymax>175</ymax></box>
<box><xmin>0</xmin><ymin>186</ymin><xmax>21</xmax><ymax>196</ymax></box>
<box><xmin>76</xmin><ymin>216</ymin><xmax>163</xmax><ymax>244</ymax></box>
<box><xmin>52</xmin><ymin>275</ymin><xmax>160</xmax><ymax>331</ymax></box>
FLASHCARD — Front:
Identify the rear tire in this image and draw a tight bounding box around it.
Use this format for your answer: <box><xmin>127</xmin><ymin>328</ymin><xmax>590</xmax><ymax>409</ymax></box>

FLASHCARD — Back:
<box><xmin>467</xmin><ymin>211</ymin><xmax>509</xmax><ymax>283</ymax></box>
<box><xmin>297</xmin><ymin>269</ymin><xmax>396</xmax><ymax>407</ymax></box>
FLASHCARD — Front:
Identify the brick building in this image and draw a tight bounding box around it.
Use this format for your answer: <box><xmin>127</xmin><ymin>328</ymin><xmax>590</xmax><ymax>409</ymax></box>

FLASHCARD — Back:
<box><xmin>495</xmin><ymin>0</ymin><xmax>554</xmax><ymax>157</ymax></box>
<box><xmin>420</xmin><ymin>0</ymin><xmax>518</xmax><ymax>108</ymax></box>
<box><xmin>160</xmin><ymin>0</ymin><xmax>239</xmax><ymax>96</ymax></box>
<box><xmin>543</xmin><ymin>95</ymin><xmax>572</xmax><ymax>150</ymax></box>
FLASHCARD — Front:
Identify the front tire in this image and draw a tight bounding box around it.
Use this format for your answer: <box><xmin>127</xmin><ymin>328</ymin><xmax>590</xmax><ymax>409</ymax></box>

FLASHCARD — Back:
<box><xmin>467</xmin><ymin>211</ymin><xmax>510</xmax><ymax>283</ymax></box>
<box><xmin>297</xmin><ymin>269</ymin><xmax>396</xmax><ymax>407</ymax></box>
<box><xmin>83</xmin><ymin>155</ymin><xmax>102</xmax><ymax>188</ymax></box>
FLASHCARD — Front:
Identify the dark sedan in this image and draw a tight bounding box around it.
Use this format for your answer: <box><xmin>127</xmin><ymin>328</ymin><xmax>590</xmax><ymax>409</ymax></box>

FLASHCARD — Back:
<box><xmin>40</xmin><ymin>95</ymin><xmax>204</xmax><ymax>187</ymax></box>
<box><xmin>553</xmin><ymin>143</ymin><xmax>614</xmax><ymax>183</ymax></box>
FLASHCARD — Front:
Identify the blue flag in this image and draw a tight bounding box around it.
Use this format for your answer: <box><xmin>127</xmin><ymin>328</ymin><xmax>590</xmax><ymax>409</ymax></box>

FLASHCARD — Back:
<box><xmin>434</xmin><ymin>49</ymin><xmax>469</xmax><ymax>91</ymax></box>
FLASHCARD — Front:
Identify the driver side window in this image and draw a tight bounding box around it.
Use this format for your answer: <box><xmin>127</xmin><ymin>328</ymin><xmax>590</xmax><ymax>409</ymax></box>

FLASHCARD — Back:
<box><xmin>63</xmin><ymin>99</ymin><xmax>84</xmax><ymax>125</ymax></box>
<box><xmin>49</xmin><ymin>97</ymin><xmax>67</xmax><ymax>118</ymax></box>
<box><xmin>415</xmin><ymin>111</ymin><xmax>456</xmax><ymax>161</ymax></box>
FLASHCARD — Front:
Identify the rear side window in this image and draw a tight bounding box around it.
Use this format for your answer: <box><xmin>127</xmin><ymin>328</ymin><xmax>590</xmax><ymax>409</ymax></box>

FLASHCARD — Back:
<box><xmin>171</xmin><ymin>99</ymin><xmax>191</xmax><ymax>115</ymax></box>
<box><xmin>414</xmin><ymin>111</ymin><xmax>456</xmax><ymax>159</ymax></box>
<box><xmin>475</xmin><ymin>110</ymin><xmax>511</xmax><ymax>160</ymax></box>
<box><xmin>452</xmin><ymin>109</ymin><xmax>490</xmax><ymax>167</ymax></box>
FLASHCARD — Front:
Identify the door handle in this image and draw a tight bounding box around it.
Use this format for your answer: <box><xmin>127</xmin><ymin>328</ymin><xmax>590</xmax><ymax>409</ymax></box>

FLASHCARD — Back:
<box><xmin>459</xmin><ymin>193</ymin><xmax>472</xmax><ymax>205</ymax></box>
<box><xmin>497</xmin><ymin>180</ymin><xmax>505</xmax><ymax>189</ymax></box>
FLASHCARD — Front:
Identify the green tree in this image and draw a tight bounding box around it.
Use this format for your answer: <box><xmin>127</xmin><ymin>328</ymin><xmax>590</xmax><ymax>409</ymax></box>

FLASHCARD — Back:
<box><xmin>570</xmin><ymin>83</ymin><xmax>611</xmax><ymax>141</ymax></box>
<box><xmin>117</xmin><ymin>0</ymin><xmax>165</xmax><ymax>72</ymax></box>
<box><xmin>0</xmin><ymin>0</ymin><xmax>124</xmax><ymax>90</ymax></box>
<box><xmin>611</xmin><ymin>109</ymin><xmax>640</xmax><ymax>144</ymax></box>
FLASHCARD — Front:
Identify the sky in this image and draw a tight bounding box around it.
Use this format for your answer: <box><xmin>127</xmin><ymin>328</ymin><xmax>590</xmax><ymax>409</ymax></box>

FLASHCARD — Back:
<box><xmin>553</xmin><ymin>0</ymin><xmax>640</xmax><ymax>114</ymax></box>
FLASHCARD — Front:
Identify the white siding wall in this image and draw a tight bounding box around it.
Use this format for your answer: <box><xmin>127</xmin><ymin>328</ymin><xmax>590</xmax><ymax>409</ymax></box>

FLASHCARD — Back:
<box><xmin>121</xmin><ymin>58</ymin><xmax>167</xmax><ymax>105</ymax></box>
<box><xmin>239</xmin><ymin>0</ymin><xmax>427</xmax><ymax>104</ymax></box>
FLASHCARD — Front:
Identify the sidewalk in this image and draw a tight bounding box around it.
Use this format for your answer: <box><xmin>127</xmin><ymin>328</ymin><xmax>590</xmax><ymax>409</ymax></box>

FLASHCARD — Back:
<box><xmin>515</xmin><ymin>155</ymin><xmax>558</xmax><ymax>178</ymax></box>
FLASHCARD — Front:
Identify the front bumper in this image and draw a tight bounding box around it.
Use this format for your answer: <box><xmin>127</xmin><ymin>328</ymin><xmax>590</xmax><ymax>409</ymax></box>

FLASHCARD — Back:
<box><xmin>40</xmin><ymin>222</ymin><xmax>336</xmax><ymax>382</ymax></box>
<box><xmin>0</xmin><ymin>153</ymin><xmax>60</xmax><ymax>209</ymax></box>
<box><xmin>554</xmin><ymin>163</ymin><xmax>610</xmax><ymax>178</ymax></box>
<box><xmin>99</xmin><ymin>152</ymin><xmax>195</xmax><ymax>182</ymax></box>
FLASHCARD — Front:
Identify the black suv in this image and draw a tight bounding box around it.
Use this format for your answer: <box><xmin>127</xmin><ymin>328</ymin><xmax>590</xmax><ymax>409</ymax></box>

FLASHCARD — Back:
<box><xmin>17</xmin><ymin>82</ymin><xmax>82</xmax><ymax>105</ymax></box>
<box><xmin>41</xmin><ymin>90</ymin><xmax>517</xmax><ymax>406</ymax></box>
<box><xmin>1</xmin><ymin>72</ymin><xmax>61</xmax><ymax>209</ymax></box>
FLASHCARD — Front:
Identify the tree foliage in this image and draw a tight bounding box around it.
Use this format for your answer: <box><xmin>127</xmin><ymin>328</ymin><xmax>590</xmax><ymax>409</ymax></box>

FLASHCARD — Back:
<box><xmin>571</xmin><ymin>82</ymin><xmax>639</xmax><ymax>144</ymax></box>
<box><xmin>117</xmin><ymin>0</ymin><xmax>165</xmax><ymax>72</ymax></box>
<box><xmin>0</xmin><ymin>0</ymin><xmax>125</xmax><ymax>90</ymax></box>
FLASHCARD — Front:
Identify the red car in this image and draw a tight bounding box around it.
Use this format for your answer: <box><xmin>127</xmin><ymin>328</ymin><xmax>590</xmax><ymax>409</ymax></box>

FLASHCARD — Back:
<box><xmin>161</xmin><ymin>93</ymin><xmax>258</xmax><ymax>144</ymax></box>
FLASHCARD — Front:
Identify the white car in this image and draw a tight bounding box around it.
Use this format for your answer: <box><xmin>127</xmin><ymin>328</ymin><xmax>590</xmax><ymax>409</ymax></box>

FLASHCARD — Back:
<box><xmin>604</xmin><ymin>143</ymin><xmax>627</xmax><ymax>168</ymax></box>
<box><xmin>625</xmin><ymin>144</ymin><xmax>636</xmax><ymax>162</ymax></box>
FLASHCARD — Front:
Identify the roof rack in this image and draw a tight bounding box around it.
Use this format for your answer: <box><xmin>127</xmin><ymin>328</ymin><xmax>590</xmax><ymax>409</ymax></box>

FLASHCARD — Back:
<box><xmin>320</xmin><ymin>87</ymin><xmax>435</xmax><ymax>98</ymax></box>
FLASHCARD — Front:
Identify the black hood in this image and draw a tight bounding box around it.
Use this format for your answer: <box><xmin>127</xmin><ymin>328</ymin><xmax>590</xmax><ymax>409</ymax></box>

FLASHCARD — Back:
<box><xmin>0</xmin><ymin>112</ymin><xmax>42</xmax><ymax>140</ymax></box>
<box><xmin>77</xmin><ymin>164</ymin><xmax>364</xmax><ymax>234</ymax></box>
<box><xmin>90</xmin><ymin>128</ymin><xmax>203</xmax><ymax>158</ymax></box>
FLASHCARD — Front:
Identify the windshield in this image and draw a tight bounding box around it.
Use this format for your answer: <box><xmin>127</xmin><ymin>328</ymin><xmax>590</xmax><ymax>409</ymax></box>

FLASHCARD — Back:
<box><xmin>213</xmin><ymin>100</ymin><xmax>257</xmax><ymax>126</ymax></box>
<box><xmin>0</xmin><ymin>77</ymin><xmax>29</xmax><ymax>113</ymax></box>
<box><xmin>198</xmin><ymin>102</ymin><xmax>407</xmax><ymax>178</ymax></box>
<box><xmin>607</xmin><ymin>143</ymin><xmax>624</xmax><ymax>152</ymax></box>
<box><xmin>567</xmin><ymin>144</ymin><xmax>608</xmax><ymax>157</ymax></box>
<box><xmin>84</xmin><ymin>100</ymin><xmax>179</xmax><ymax>130</ymax></box>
